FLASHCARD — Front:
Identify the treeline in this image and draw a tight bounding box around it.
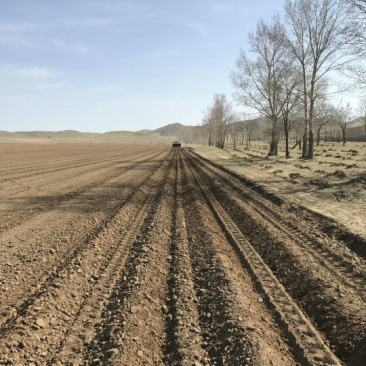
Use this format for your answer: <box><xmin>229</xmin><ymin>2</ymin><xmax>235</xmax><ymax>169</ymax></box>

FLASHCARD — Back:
<box><xmin>195</xmin><ymin>0</ymin><xmax>366</xmax><ymax>158</ymax></box>
<box><xmin>179</xmin><ymin>112</ymin><xmax>362</xmax><ymax>149</ymax></box>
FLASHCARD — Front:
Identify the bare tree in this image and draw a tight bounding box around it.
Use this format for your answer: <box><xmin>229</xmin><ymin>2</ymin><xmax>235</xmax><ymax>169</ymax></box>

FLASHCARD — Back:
<box><xmin>284</xmin><ymin>0</ymin><xmax>352</xmax><ymax>159</ymax></box>
<box><xmin>196</xmin><ymin>122</ymin><xmax>206</xmax><ymax>145</ymax></box>
<box><xmin>291</xmin><ymin>117</ymin><xmax>306</xmax><ymax>149</ymax></box>
<box><xmin>279</xmin><ymin>66</ymin><xmax>302</xmax><ymax>157</ymax></box>
<box><xmin>205</xmin><ymin>94</ymin><xmax>234</xmax><ymax>149</ymax></box>
<box><xmin>358</xmin><ymin>99</ymin><xmax>366</xmax><ymax>135</ymax></box>
<box><xmin>239</xmin><ymin>121</ymin><xmax>246</xmax><ymax>146</ymax></box>
<box><xmin>238</xmin><ymin>112</ymin><xmax>250</xmax><ymax>147</ymax></box>
<box><xmin>313</xmin><ymin>101</ymin><xmax>337</xmax><ymax>145</ymax></box>
<box><xmin>342</xmin><ymin>0</ymin><xmax>366</xmax><ymax>91</ymax></box>
<box><xmin>349</xmin><ymin>0</ymin><xmax>366</xmax><ymax>12</ymax></box>
<box><xmin>348</xmin><ymin>0</ymin><xmax>366</xmax><ymax>41</ymax></box>
<box><xmin>231</xmin><ymin>18</ymin><xmax>290</xmax><ymax>156</ymax></box>
<box><xmin>202</xmin><ymin>107</ymin><xmax>213</xmax><ymax>146</ymax></box>
<box><xmin>337</xmin><ymin>102</ymin><xmax>353</xmax><ymax>145</ymax></box>
<box><xmin>241</xmin><ymin>119</ymin><xmax>258</xmax><ymax>149</ymax></box>
<box><xmin>228</xmin><ymin>113</ymin><xmax>241</xmax><ymax>150</ymax></box>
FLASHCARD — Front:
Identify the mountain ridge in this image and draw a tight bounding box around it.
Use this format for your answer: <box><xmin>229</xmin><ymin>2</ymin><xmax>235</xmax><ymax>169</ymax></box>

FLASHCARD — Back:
<box><xmin>1</xmin><ymin>118</ymin><xmax>365</xmax><ymax>142</ymax></box>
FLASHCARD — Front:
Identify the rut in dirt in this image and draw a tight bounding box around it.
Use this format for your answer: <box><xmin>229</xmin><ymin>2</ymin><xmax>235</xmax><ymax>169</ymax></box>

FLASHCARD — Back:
<box><xmin>184</xmin><ymin>148</ymin><xmax>366</xmax><ymax>365</ymax></box>
<box><xmin>1</xmin><ymin>145</ymin><xmax>363</xmax><ymax>365</ymax></box>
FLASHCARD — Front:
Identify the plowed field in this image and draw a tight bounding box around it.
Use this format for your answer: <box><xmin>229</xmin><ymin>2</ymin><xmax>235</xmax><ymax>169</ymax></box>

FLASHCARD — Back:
<box><xmin>0</xmin><ymin>143</ymin><xmax>365</xmax><ymax>366</ymax></box>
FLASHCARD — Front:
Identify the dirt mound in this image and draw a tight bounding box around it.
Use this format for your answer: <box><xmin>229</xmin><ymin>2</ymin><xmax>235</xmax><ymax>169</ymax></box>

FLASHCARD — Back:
<box><xmin>348</xmin><ymin>173</ymin><xmax>366</xmax><ymax>185</ymax></box>
<box><xmin>327</xmin><ymin>170</ymin><xmax>347</xmax><ymax>179</ymax></box>
<box><xmin>308</xmin><ymin>178</ymin><xmax>331</xmax><ymax>189</ymax></box>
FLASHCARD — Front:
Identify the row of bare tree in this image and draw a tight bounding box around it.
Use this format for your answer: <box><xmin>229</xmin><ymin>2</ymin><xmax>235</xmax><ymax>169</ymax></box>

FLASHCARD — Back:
<box><xmin>198</xmin><ymin>0</ymin><xmax>366</xmax><ymax>158</ymax></box>
<box><xmin>200</xmin><ymin>94</ymin><xmax>235</xmax><ymax>149</ymax></box>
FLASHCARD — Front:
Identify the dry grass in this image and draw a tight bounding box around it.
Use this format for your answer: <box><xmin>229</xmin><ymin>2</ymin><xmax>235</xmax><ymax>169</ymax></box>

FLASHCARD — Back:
<box><xmin>190</xmin><ymin>141</ymin><xmax>366</xmax><ymax>239</ymax></box>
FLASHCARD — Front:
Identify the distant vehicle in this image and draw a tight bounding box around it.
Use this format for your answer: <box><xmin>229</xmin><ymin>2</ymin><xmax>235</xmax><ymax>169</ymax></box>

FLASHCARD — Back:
<box><xmin>172</xmin><ymin>141</ymin><xmax>181</xmax><ymax>147</ymax></box>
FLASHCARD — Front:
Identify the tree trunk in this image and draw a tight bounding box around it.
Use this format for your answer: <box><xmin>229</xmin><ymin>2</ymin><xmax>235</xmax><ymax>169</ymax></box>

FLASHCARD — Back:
<box><xmin>221</xmin><ymin>132</ymin><xmax>225</xmax><ymax>149</ymax></box>
<box><xmin>307</xmin><ymin>130</ymin><xmax>314</xmax><ymax>159</ymax></box>
<box><xmin>306</xmin><ymin>73</ymin><xmax>317</xmax><ymax>160</ymax></box>
<box><xmin>284</xmin><ymin>117</ymin><xmax>290</xmax><ymax>158</ymax></box>
<box><xmin>342</xmin><ymin>128</ymin><xmax>346</xmax><ymax>146</ymax></box>
<box><xmin>268</xmin><ymin>133</ymin><xmax>278</xmax><ymax>156</ymax></box>
<box><xmin>268</xmin><ymin>118</ymin><xmax>278</xmax><ymax>156</ymax></box>
<box><xmin>302</xmin><ymin>130</ymin><xmax>308</xmax><ymax>158</ymax></box>
<box><xmin>268</xmin><ymin>139</ymin><xmax>278</xmax><ymax>156</ymax></box>
<box><xmin>301</xmin><ymin>67</ymin><xmax>308</xmax><ymax>159</ymax></box>
<box><xmin>302</xmin><ymin>117</ymin><xmax>308</xmax><ymax>158</ymax></box>
<box><xmin>316</xmin><ymin>128</ymin><xmax>321</xmax><ymax>146</ymax></box>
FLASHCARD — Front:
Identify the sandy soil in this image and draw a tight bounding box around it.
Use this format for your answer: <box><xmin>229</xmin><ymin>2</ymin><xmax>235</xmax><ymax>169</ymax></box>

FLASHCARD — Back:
<box><xmin>0</xmin><ymin>142</ymin><xmax>365</xmax><ymax>365</ymax></box>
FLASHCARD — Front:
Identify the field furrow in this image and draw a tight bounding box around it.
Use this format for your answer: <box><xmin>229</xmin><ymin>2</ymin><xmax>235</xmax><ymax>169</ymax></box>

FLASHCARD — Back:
<box><xmin>184</xmin><ymin>149</ymin><xmax>366</xmax><ymax>365</ymax></box>
<box><xmin>164</xmin><ymin>151</ymin><xmax>209</xmax><ymax>365</ymax></box>
<box><xmin>0</xmin><ymin>149</ymin><xmax>166</xmax><ymax>232</ymax></box>
<box><xmin>0</xmin><ymin>147</ymin><xmax>163</xmax><ymax>199</ymax></box>
<box><xmin>0</xmin><ymin>150</ymin><xmax>171</xmax><ymax>335</ymax></box>
<box><xmin>0</xmin><ymin>143</ymin><xmax>364</xmax><ymax>366</ymax></box>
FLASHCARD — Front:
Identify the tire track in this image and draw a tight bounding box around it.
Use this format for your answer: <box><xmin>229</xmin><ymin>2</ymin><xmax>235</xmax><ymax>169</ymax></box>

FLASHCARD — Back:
<box><xmin>179</xmin><ymin>150</ymin><xmax>296</xmax><ymax>365</ymax></box>
<box><xmin>186</xmin><ymin>149</ymin><xmax>366</xmax><ymax>301</ymax></box>
<box><xmin>185</xmin><ymin>149</ymin><xmax>366</xmax><ymax>364</ymax></box>
<box><xmin>180</xmin><ymin>151</ymin><xmax>258</xmax><ymax>366</ymax></box>
<box><xmin>163</xmin><ymin>150</ymin><xmax>209</xmax><ymax>365</ymax></box>
<box><xmin>185</xmin><ymin>149</ymin><xmax>342</xmax><ymax>366</ymax></box>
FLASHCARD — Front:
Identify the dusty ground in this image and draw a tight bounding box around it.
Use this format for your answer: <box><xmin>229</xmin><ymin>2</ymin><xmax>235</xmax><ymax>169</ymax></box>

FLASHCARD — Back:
<box><xmin>0</xmin><ymin>142</ymin><xmax>365</xmax><ymax>365</ymax></box>
<box><xmin>0</xmin><ymin>130</ymin><xmax>172</xmax><ymax>144</ymax></box>
<box><xmin>190</xmin><ymin>141</ymin><xmax>366</xmax><ymax>240</ymax></box>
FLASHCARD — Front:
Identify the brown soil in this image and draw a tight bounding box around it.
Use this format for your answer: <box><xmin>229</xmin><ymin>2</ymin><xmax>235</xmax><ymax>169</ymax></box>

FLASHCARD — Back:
<box><xmin>0</xmin><ymin>142</ymin><xmax>364</xmax><ymax>365</ymax></box>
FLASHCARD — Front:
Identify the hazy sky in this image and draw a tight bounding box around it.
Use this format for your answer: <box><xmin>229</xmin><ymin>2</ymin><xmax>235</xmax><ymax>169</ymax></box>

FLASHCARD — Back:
<box><xmin>0</xmin><ymin>0</ymin><xmax>334</xmax><ymax>132</ymax></box>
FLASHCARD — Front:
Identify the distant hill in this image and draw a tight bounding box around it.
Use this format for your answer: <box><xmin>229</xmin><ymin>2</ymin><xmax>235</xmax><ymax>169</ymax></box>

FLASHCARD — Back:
<box><xmin>102</xmin><ymin>130</ymin><xmax>134</xmax><ymax>136</ymax></box>
<box><xmin>348</xmin><ymin>117</ymin><xmax>364</xmax><ymax>129</ymax></box>
<box><xmin>229</xmin><ymin>117</ymin><xmax>269</xmax><ymax>130</ymax></box>
<box><xmin>153</xmin><ymin>122</ymin><xmax>194</xmax><ymax>137</ymax></box>
<box><xmin>1</xmin><ymin>117</ymin><xmax>365</xmax><ymax>143</ymax></box>
<box><xmin>0</xmin><ymin>130</ymin><xmax>100</xmax><ymax>142</ymax></box>
<box><xmin>0</xmin><ymin>122</ymin><xmax>194</xmax><ymax>141</ymax></box>
<box><xmin>136</xmin><ymin>129</ymin><xmax>152</xmax><ymax>134</ymax></box>
<box><xmin>0</xmin><ymin>124</ymin><xmax>186</xmax><ymax>143</ymax></box>
<box><xmin>16</xmin><ymin>130</ymin><xmax>99</xmax><ymax>139</ymax></box>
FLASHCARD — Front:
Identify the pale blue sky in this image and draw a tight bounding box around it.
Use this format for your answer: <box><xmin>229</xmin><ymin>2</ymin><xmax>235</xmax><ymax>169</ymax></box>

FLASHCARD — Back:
<box><xmin>0</xmin><ymin>1</ymin><xmax>294</xmax><ymax>132</ymax></box>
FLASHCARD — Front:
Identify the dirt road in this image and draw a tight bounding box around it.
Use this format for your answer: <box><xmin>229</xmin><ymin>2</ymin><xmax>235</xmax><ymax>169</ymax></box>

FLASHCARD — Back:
<box><xmin>0</xmin><ymin>143</ymin><xmax>365</xmax><ymax>365</ymax></box>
